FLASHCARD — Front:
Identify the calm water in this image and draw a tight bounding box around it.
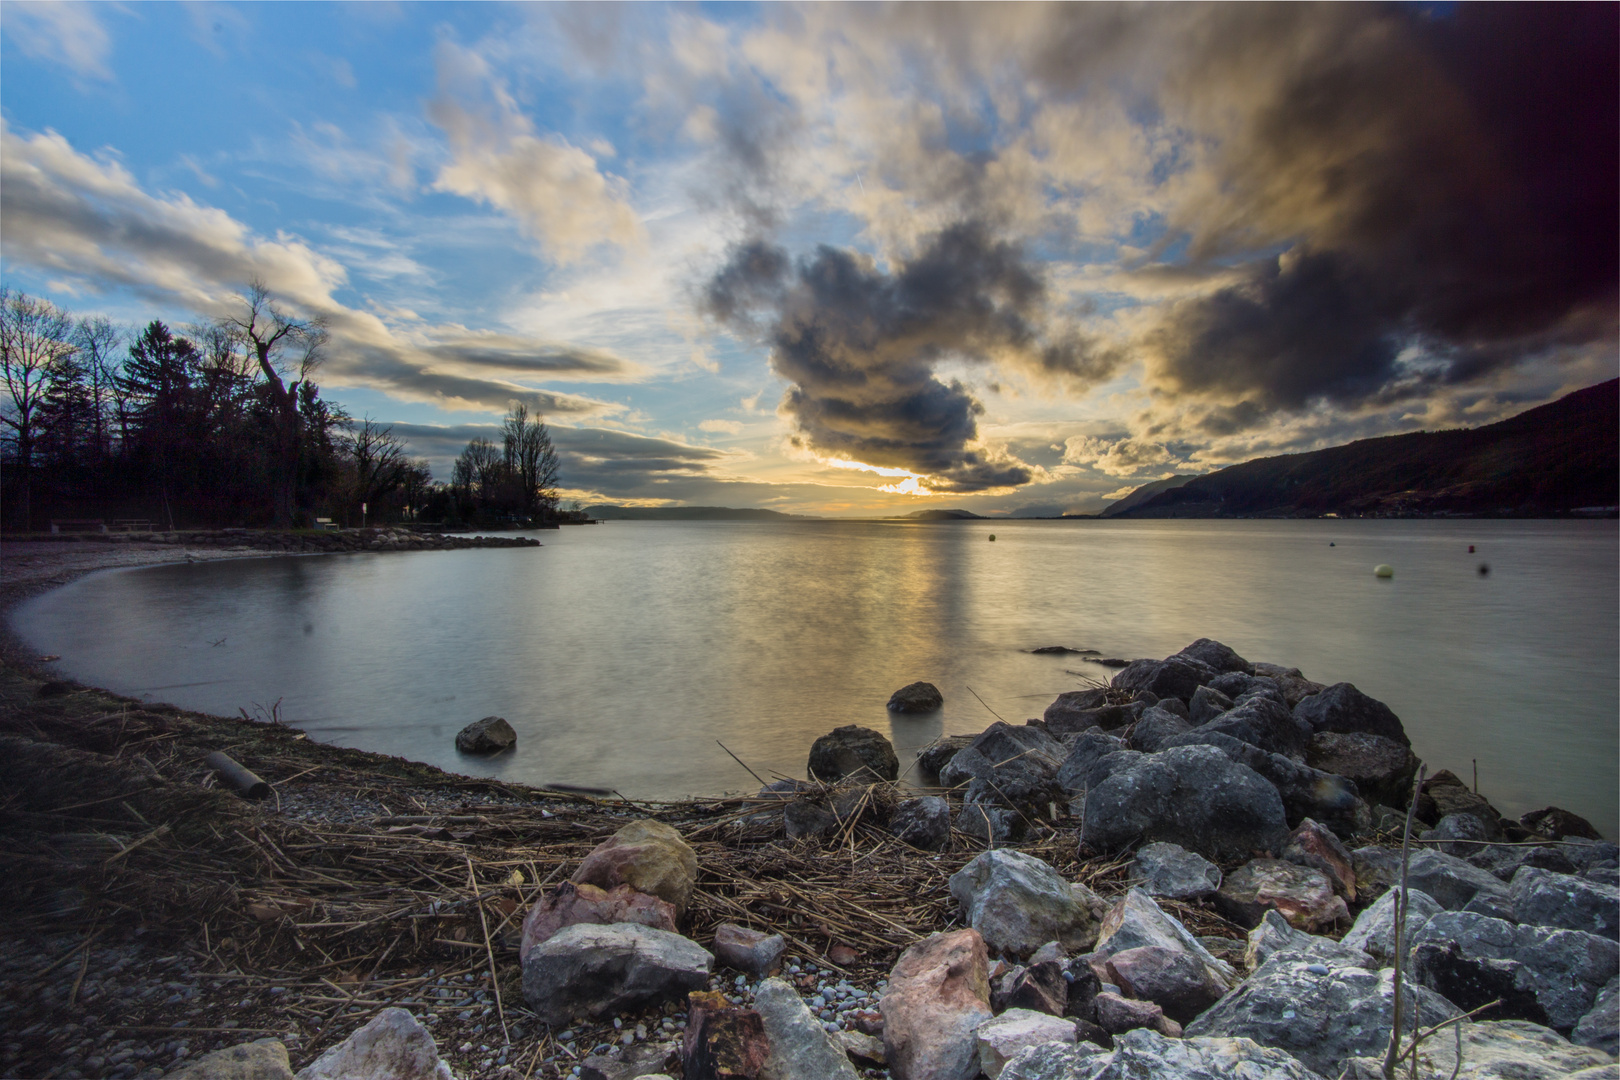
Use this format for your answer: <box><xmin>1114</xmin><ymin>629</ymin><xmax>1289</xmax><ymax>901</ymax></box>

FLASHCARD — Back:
<box><xmin>10</xmin><ymin>520</ymin><xmax>1618</xmax><ymax>835</ymax></box>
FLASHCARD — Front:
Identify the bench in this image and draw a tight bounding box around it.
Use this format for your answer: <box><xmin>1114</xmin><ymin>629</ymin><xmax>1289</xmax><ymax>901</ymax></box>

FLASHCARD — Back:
<box><xmin>314</xmin><ymin>518</ymin><xmax>341</xmax><ymax>531</ymax></box>
<box><xmin>49</xmin><ymin>519</ymin><xmax>106</xmax><ymax>534</ymax></box>
<box><xmin>108</xmin><ymin>519</ymin><xmax>157</xmax><ymax>533</ymax></box>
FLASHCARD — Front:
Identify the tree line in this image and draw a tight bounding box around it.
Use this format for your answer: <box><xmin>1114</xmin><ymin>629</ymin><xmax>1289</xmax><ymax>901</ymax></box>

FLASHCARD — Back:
<box><xmin>0</xmin><ymin>283</ymin><xmax>562</xmax><ymax>532</ymax></box>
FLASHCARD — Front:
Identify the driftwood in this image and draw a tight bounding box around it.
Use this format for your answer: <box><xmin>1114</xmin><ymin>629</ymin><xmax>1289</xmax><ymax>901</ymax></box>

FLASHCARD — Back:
<box><xmin>206</xmin><ymin>751</ymin><xmax>271</xmax><ymax>799</ymax></box>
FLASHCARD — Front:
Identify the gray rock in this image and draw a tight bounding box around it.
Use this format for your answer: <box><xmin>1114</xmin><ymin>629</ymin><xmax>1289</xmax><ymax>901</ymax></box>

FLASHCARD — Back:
<box><xmin>1303</xmin><ymin>731</ymin><xmax>1419</xmax><ymax>809</ymax></box>
<box><xmin>1510</xmin><ymin>866</ymin><xmax>1620</xmax><ymax>939</ymax></box>
<box><xmin>1246</xmin><ymin>909</ymin><xmax>1375</xmax><ymax>970</ymax></box>
<box><xmin>1410</xmin><ymin>940</ymin><xmax>1550</xmax><ymax>1025</ymax></box>
<box><xmin>454</xmin><ymin>715</ymin><xmax>516</xmax><ymax>754</ymax></box>
<box><xmin>1197</xmin><ymin>694</ymin><xmax>1310</xmax><ymax>760</ymax></box>
<box><xmin>1572</xmin><ymin>974</ymin><xmax>1619</xmax><ymax>1056</ymax></box>
<box><xmin>167</xmin><ymin>1039</ymin><xmax>293</xmax><ymax>1080</ymax></box>
<box><xmin>976</xmin><ymin>1009</ymin><xmax>1078</xmax><ymax>1079</ymax></box>
<box><xmin>1352</xmin><ymin>847</ymin><xmax>1515</xmax><ymax>913</ymax></box>
<box><xmin>1188</xmin><ymin>686</ymin><xmax>1233</xmax><ymax>725</ymax></box>
<box><xmin>1461</xmin><ymin>888</ymin><xmax>1520</xmax><ymax>923</ymax></box>
<box><xmin>753</xmin><ymin>977</ymin><xmax>860</xmax><ymax>1080</ymax></box>
<box><xmin>1131</xmin><ymin>842</ymin><xmax>1221</xmax><ymax>900</ymax></box>
<box><xmin>1521</xmin><ymin>806</ymin><xmax>1607</xmax><ymax>842</ymax></box>
<box><xmin>939</xmin><ymin>722</ymin><xmax>1066</xmax><ymax>809</ymax></box>
<box><xmin>1044</xmin><ymin>701</ymin><xmax>1141</xmax><ymax>739</ymax></box>
<box><xmin>1155</xmin><ymin>695</ymin><xmax>1191</xmax><ymax>721</ymax></box>
<box><xmin>1292</xmin><ymin>683</ymin><xmax>1410</xmax><ymax>745</ymax></box>
<box><xmin>949</xmin><ymin>849</ymin><xmax>1100</xmax><ymax>960</ymax></box>
<box><xmin>1093</xmin><ymin>888</ymin><xmax>1235</xmax><ymax>990</ymax></box>
<box><xmin>522</xmin><ymin>923</ymin><xmax>713</xmax><ymax>1024</ymax></box>
<box><xmin>1468</xmin><ymin>842</ymin><xmax>1577</xmax><ymax>882</ymax></box>
<box><xmin>1159</xmin><ymin>730</ymin><xmax>1370</xmax><ymax>837</ymax></box>
<box><xmin>1184</xmin><ymin>959</ymin><xmax>1460</xmax><ymax>1077</ymax></box>
<box><xmin>1104</xmin><ymin>945</ymin><xmax>1228</xmax><ymax>1024</ymax></box>
<box><xmin>1170</xmin><ymin>638</ymin><xmax>1255</xmax><ymax>675</ymax></box>
<box><xmin>784</xmin><ymin>800</ymin><xmax>839</xmax><ymax>840</ymax></box>
<box><xmin>1589</xmin><ymin>867</ymin><xmax>1620</xmax><ymax>887</ymax></box>
<box><xmin>915</xmin><ymin>736</ymin><xmax>976</xmax><ymax>778</ymax></box>
<box><xmin>1564</xmin><ymin>839</ymin><xmax>1620</xmax><ymax>874</ymax></box>
<box><xmin>1129</xmin><ymin>707</ymin><xmax>1193</xmax><ymax>753</ymax></box>
<box><xmin>956</xmin><ymin>804</ymin><xmax>1022</xmax><ymax>844</ymax></box>
<box><xmin>891</xmin><ymin>796</ymin><xmax>953</xmax><ymax>851</ymax></box>
<box><xmin>808</xmin><ymin>725</ymin><xmax>900</xmax><ymax>782</ymax></box>
<box><xmin>1093</xmin><ymin>1028</ymin><xmax>1327</xmax><ymax>1080</ymax></box>
<box><xmin>1410</xmin><ymin>911</ymin><xmax>1620</xmax><ymax>1030</ymax></box>
<box><xmin>1341</xmin><ymin>887</ymin><xmax>1445</xmax><ymax>966</ymax></box>
<box><xmin>579</xmin><ymin>1043</ymin><xmax>676</xmax><ymax>1080</ymax></box>
<box><xmin>1110</xmin><ymin>658</ymin><xmax>1217</xmax><ymax>704</ymax></box>
<box><xmin>712</xmin><ymin>924</ymin><xmax>786</xmax><ymax>978</ymax></box>
<box><xmin>1348</xmin><ymin>1019</ymin><xmax>1617</xmax><ymax>1080</ymax></box>
<box><xmin>294</xmin><ymin>1009</ymin><xmax>454</xmax><ymax>1080</ymax></box>
<box><xmin>997</xmin><ymin>1041</ymin><xmax>1111</xmax><ymax>1080</ymax></box>
<box><xmin>1422</xmin><ymin>813</ymin><xmax>1495</xmax><ymax>858</ymax></box>
<box><xmin>1214</xmin><ymin>858</ymin><xmax>1349</xmax><ymax>933</ymax></box>
<box><xmin>1080</xmin><ymin>744</ymin><xmax>1291</xmax><ymax>863</ymax></box>
<box><xmin>888</xmin><ymin>681</ymin><xmax>944</xmax><ymax>714</ymax></box>
<box><xmin>1055</xmin><ymin>732</ymin><xmax>1129</xmax><ymax>794</ymax></box>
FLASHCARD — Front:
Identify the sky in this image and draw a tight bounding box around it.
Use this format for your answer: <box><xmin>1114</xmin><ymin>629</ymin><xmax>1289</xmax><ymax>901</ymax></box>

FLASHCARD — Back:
<box><xmin>2</xmin><ymin>2</ymin><xmax>1615</xmax><ymax>516</ymax></box>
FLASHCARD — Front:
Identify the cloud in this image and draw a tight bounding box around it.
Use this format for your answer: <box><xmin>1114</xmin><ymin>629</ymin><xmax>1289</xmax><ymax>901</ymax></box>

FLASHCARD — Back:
<box><xmin>699</xmin><ymin>419</ymin><xmax>743</xmax><ymax>434</ymax></box>
<box><xmin>0</xmin><ymin>120</ymin><xmax>632</xmax><ymax>416</ymax></box>
<box><xmin>702</xmin><ymin>221</ymin><xmax>1119</xmax><ymax>492</ymax></box>
<box><xmin>427</xmin><ymin>41</ymin><xmax>645</xmax><ymax>264</ymax></box>
<box><xmin>3</xmin><ymin>1</ymin><xmax>113</xmax><ymax>80</ymax></box>
<box><xmin>1062</xmin><ymin>435</ymin><xmax>1183</xmax><ymax>479</ymax></box>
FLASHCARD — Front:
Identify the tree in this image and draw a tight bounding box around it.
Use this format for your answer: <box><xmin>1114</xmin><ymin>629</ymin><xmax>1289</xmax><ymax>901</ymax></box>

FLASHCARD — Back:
<box><xmin>224</xmin><ymin>281</ymin><xmax>329</xmax><ymax>527</ymax></box>
<box><xmin>502</xmin><ymin>403</ymin><xmax>561</xmax><ymax>520</ymax></box>
<box><xmin>73</xmin><ymin>316</ymin><xmax>123</xmax><ymax>463</ymax></box>
<box><xmin>453</xmin><ymin>436</ymin><xmax>505</xmax><ymax>508</ymax></box>
<box><xmin>123</xmin><ymin>321</ymin><xmax>202</xmax><ymax>529</ymax></box>
<box><xmin>0</xmin><ymin>289</ymin><xmax>77</xmax><ymax>529</ymax></box>
<box><xmin>345</xmin><ymin>417</ymin><xmax>410</xmax><ymax>524</ymax></box>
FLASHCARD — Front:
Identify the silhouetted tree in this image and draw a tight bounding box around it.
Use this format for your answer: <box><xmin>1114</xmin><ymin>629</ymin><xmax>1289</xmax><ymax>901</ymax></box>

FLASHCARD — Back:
<box><xmin>503</xmin><ymin>403</ymin><xmax>561</xmax><ymax>520</ymax></box>
<box><xmin>1</xmin><ymin>289</ymin><xmax>78</xmax><ymax>530</ymax></box>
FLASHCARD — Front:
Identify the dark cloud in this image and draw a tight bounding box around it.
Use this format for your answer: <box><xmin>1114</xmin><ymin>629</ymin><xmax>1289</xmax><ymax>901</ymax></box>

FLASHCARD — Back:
<box><xmin>704</xmin><ymin>220</ymin><xmax>1118</xmax><ymax>491</ymax></box>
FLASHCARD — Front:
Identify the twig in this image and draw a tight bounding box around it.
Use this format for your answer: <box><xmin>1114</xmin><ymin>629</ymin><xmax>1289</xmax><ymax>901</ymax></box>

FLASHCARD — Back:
<box><xmin>1382</xmin><ymin>764</ymin><xmax>1428</xmax><ymax>1080</ymax></box>
<box><xmin>965</xmin><ymin>685</ymin><xmax>1006</xmax><ymax>724</ymax></box>
<box><xmin>467</xmin><ymin>856</ymin><xmax>510</xmax><ymax>1045</ymax></box>
<box><xmin>716</xmin><ymin>740</ymin><xmax>768</xmax><ymax>788</ymax></box>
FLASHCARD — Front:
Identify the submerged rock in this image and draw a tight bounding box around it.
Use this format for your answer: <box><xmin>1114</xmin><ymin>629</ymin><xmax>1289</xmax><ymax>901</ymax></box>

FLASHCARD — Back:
<box><xmin>808</xmin><ymin>725</ymin><xmax>900</xmax><ymax>782</ymax></box>
<box><xmin>888</xmin><ymin>682</ymin><xmax>945</xmax><ymax>714</ymax></box>
<box><xmin>454</xmin><ymin>715</ymin><xmax>516</xmax><ymax>754</ymax></box>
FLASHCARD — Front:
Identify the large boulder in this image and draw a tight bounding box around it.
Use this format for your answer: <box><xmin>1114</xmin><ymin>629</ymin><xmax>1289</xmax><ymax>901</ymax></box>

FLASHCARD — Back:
<box><xmin>1351</xmin><ymin>847</ymin><xmax>1514</xmax><ymax>914</ymax></box>
<box><xmin>1092</xmin><ymin>889</ymin><xmax>1235</xmax><ymax>991</ymax></box>
<box><xmin>1169</xmin><ymin>639</ymin><xmax>1255</xmax><ymax>676</ymax></box>
<box><xmin>808</xmin><ymin>725</ymin><xmax>900</xmax><ymax>783</ymax></box>
<box><xmin>940</xmin><ymin>722</ymin><xmax>1066</xmax><ymax>810</ymax></box>
<box><xmin>1105</xmin><ymin>945</ymin><xmax>1228</xmax><ymax>1024</ymax></box>
<box><xmin>1409</xmin><ymin>940</ymin><xmax>1551</xmax><ymax>1025</ymax></box>
<box><xmin>1214</xmin><ymin>859</ymin><xmax>1349</xmax><ymax>933</ymax></box>
<box><xmin>1245</xmin><ymin>909</ymin><xmax>1374</xmax><ymax>971</ymax></box>
<box><xmin>1196</xmin><ymin>695</ymin><xmax>1309</xmax><ymax>760</ymax></box>
<box><xmin>522</xmin><ymin>922</ymin><xmax>713</xmax><ymax>1024</ymax></box>
<box><xmin>521</xmin><ymin>881</ymin><xmax>679</xmax><ymax>958</ymax></box>
<box><xmin>1080</xmin><ymin>744</ymin><xmax>1291</xmax><ymax>863</ymax></box>
<box><xmin>975</xmin><ymin>1009</ymin><xmax>1078</xmax><ymax>1080</ymax></box>
<box><xmin>573</xmin><ymin>820</ymin><xmax>700</xmax><ymax>917</ymax></box>
<box><xmin>454</xmin><ymin>715</ymin><xmax>516</xmax><ymax>754</ymax></box>
<box><xmin>1410</xmin><ymin>911</ymin><xmax>1620</xmax><ymax>1031</ymax></box>
<box><xmin>1510</xmin><ymin>866</ymin><xmax>1620</xmax><ymax>939</ymax></box>
<box><xmin>1111</xmin><ymin>658</ymin><xmax>1216</xmax><ymax>704</ymax></box>
<box><xmin>881</xmin><ymin>929</ymin><xmax>995</xmax><ymax>1080</ymax></box>
<box><xmin>1292</xmin><ymin>683</ymin><xmax>1409</xmax><ymax>745</ymax></box>
<box><xmin>1055</xmin><ymin>732</ymin><xmax>1129</xmax><ymax>794</ymax></box>
<box><xmin>1184</xmin><ymin>959</ymin><xmax>1460</xmax><ymax>1078</ymax></box>
<box><xmin>888</xmin><ymin>682</ymin><xmax>944</xmax><ymax>713</ymax></box>
<box><xmin>1158</xmin><ymin>730</ymin><xmax>1370</xmax><ymax>836</ymax></box>
<box><xmin>1340</xmin><ymin>887</ymin><xmax>1446</xmax><ymax>966</ymax></box>
<box><xmin>752</xmin><ymin>977</ymin><xmax>860</xmax><ymax>1080</ymax></box>
<box><xmin>1572</xmin><ymin>974</ymin><xmax>1619</xmax><ymax>1056</ymax></box>
<box><xmin>1303</xmin><ymin>731</ymin><xmax>1419</xmax><ymax>809</ymax></box>
<box><xmin>294</xmin><ymin>1009</ymin><xmax>454</xmax><ymax>1080</ymax></box>
<box><xmin>890</xmin><ymin>796</ymin><xmax>953</xmax><ymax>851</ymax></box>
<box><xmin>949</xmin><ymin>849</ymin><xmax>1100</xmax><ymax>959</ymax></box>
<box><xmin>1130</xmin><ymin>842</ymin><xmax>1221</xmax><ymax>901</ymax></box>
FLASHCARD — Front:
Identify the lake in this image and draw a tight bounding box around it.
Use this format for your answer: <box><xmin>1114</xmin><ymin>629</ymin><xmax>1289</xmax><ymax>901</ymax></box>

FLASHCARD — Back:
<box><xmin>10</xmin><ymin>519</ymin><xmax>1617</xmax><ymax>835</ymax></box>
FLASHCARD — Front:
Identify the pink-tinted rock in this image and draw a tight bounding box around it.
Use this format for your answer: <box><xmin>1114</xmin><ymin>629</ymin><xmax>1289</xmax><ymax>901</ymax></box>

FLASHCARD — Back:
<box><xmin>712</xmin><ymin>923</ymin><xmax>786</xmax><ymax>978</ymax></box>
<box><xmin>1103</xmin><ymin>946</ymin><xmax>1226</xmax><ymax>1025</ymax></box>
<box><xmin>520</xmin><ymin>881</ymin><xmax>678</xmax><ymax>960</ymax></box>
<box><xmin>1094</xmin><ymin>992</ymin><xmax>1180</xmax><ymax>1037</ymax></box>
<box><xmin>991</xmin><ymin>961</ymin><xmax>1068</xmax><ymax>1017</ymax></box>
<box><xmin>1282</xmin><ymin>818</ymin><xmax>1357</xmax><ymax>901</ymax></box>
<box><xmin>572</xmin><ymin>819</ymin><xmax>699</xmax><ymax>917</ymax></box>
<box><xmin>1214</xmin><ymin>858</ymin><xmax>1351</xmax><ymax>933</ymax></box>
<box><xmin>683</xmin><ymin>991</ymin><xmax>770</xmax><ymax>1080</ymax></box>
<box><xmin>880</xmin><ymin>929</ymin><xmax>994</xmax><ymax>1080</ymax></box>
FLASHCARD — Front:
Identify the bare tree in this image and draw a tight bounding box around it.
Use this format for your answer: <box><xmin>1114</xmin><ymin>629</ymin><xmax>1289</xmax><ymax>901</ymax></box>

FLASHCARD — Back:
<box><xmin>345</xmin><ymin>417</ymin><xmax>410</xmax><ymax>524</ymax></box>
<box><xmin>1</xmin><ymin>289</ymin><xmax>77</xmax><ymax>529</ymax></box>
<box><xmin>502</xmin><ymin>402</ymin><xmax>561</xmax><ymax>520</ymax></box>
<box><xmin>73</xmin><ymin>316</ymin><xmax>124</xmax><ymax>463</ymax></box>
<box><xmin>454</xmin><ymin>436</ymin><xmax>505</xmax><ymax>505</ymax></box>
<box><xmin>223</xmin><ymin>281</ymin><xmax>328</xmax><ymax>527</ymax></box>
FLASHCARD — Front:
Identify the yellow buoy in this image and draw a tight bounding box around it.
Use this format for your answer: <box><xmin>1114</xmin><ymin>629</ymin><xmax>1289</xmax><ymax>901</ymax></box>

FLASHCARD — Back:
<box><xmin>1374</xmin><ymin>564</ymin><xmax>1394</xmax><ymax>578</ymax></box>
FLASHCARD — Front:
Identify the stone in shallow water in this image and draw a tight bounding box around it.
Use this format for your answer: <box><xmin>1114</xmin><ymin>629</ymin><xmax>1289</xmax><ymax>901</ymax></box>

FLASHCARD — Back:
<box><xmin>887</xmin><ymin>682</ymin><xmax>944</xmax><ymax>714</ymax></box>
<box><xmin>808</xmin><ymin>724</ymin><xmax>900</xmax><ymax>782</ymax></box>
<box><xmin>454</xmin><ymin>715</ymin><xmax>515</xmax><ymax>754</ymax></box>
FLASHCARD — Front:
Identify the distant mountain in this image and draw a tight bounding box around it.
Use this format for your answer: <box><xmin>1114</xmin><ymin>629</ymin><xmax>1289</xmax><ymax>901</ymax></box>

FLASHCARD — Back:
<box><xmin>1114</xmin><ymin>379</ymin><xmax>1618</xmax><ymax>519</ymax></box>
<box><xmin>583</xmin><ymin>505</ymin><xmax>813</xmax><ymax>521</ymax></box>
<box><xmin>900</xmin><ymin>508</ymin><xmax>986</xmax><ymax>520</ymax></box>
<box><xmin>1100</xmin><ymin>475</ymin><xmax>1197</xmax><ymax>518</ymax></box>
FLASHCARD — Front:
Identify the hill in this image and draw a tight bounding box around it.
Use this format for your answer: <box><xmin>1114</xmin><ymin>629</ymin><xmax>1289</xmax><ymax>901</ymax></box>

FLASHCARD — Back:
<box><xmin>899</xmin><ymin>508</ymin><xmax>986</xmax><ymax>520</ymax></box>
<box><xmin>582</xmin><ymin>505</ymin><xmax>813</xmax><ymax>521</ymax></box>
<box><xmin>1112</xmin><ymin>379</ymin><xmax>1618</xmax><ymax>518</ymax></box>
<box><xmin>1099</xmin><ymin>475</ymin><xmax>1196</xmax><ymax>518</ymax></box>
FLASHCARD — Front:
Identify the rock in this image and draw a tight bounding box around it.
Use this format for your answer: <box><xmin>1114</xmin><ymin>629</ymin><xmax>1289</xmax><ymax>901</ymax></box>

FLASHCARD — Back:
<box><xmin>1170</xmin><ymin>638</ymin><xmax>1254</xmax><ymax>675</ymax></box>
<box><xmin>1468</xmin><ymin>842</ymin><xmax>1577</xmax><ymax>882</ymax></box>
<box><xmin>1415</xmin><ymin>771</ymin><xmax>1501</xmax><ymax>830</ymax></box>
<box><xmin>950</xmin><ymin>849</ymin><xmax>1100</xmax><ymax>959</ymax></box>
<box><xmin>1197</xmin><ymin>694</ymin><xmax>1310</xmax><ymax>760</ymax></box>
<box><xmin>294</xmin><ymin>1009</ymin><xmax>454</xmax><ymax>1080</ymax></box>
<box><xmin>1565</xmin><ymin>839</ymin><xmax>1620</xmax><ymax>874</ymax></box>
<box><xmin>1573</xmin><ymin>975</ymin><xmax>1619</xmax><ymax>1056</ymax></box>
<box><xmin>1055</xmin><ymin>732</ymin><xmax>1130</xmax><ymax>793</ymax></box>
<box><xmin>1282</xmin><ymin>819</ymin><xmax>1356</xmax><ymax>900</ymax></box>
<box><xmin>1184</xmin><ymin>959</ymin><xmax>1460</xmax><ymax>1077</ymax></box>
<box><xmin>1105</xmin><ymin>945</ymin><xmax>1227</xmax><ymax>1024</ymax></box>
<box><xmin>939</xmin><ymin>722</ymin><xmax>1066</xmax><ymax>810</ymax></box>
<box><xmin>1080</xmin><ymin>744</ymin><xmax>1291</xmax><ymax>863</ymax></box>
<box><xmin>1303</xmin><ymin>731</ymin><xmax>1419</xmax><ymax>810</ymax></box>
<box><xmin>916</xmin><ymin>736</ymin><xmax>975</xmax><ymax>777</ymax></box>
<box><xmin>682</xmin><ymin>991</ymin><xmax>770</xmax><ymax>1080</ymax></box>
<box><xmin>1342</xmin><ymin>1019</ymin><xmax>1616</xmax><ymax>1080</ymax></box>
<box><xmin>580</xmin><ymin>1043</ymin><xmax>677</xmax><ymax>1080</ymax></box>
<box><xmin>808</xmin><ymin>725</ymin><xmax>900</xmax><ymax>782</ymax></box>
<box><xmin>890</xmin><ymin>796</ymin><xmax>953</xmax><ymax>850</ymax></box>
<box><xmin>1263</xmin><ymin>673</ymin><xmax>1329</xmax><ymax>711</ymax></box>
<box><xmin>166</xmin><ymin>1039</ymin><xmax>294</xmax><ymax>1080</ymax></box>
<box><xmin>454</xmin><ymin>715</ymin><xmax>516</xmax><ymax>754</ymax></box>
<box><xmin>993</xmin><ymin>960</ymin><xmax>1069</xmax><ymax>1016</ymax></box>
<box><xmin>834</xmin><ymin>1029</ymin><xmax>887</xmax><ymax>1067</ymax></box>
<box><xmin>1410</xmin><ymin>940</ymin><xmax>1550</xmax><ymax>1024</ymax></box>
<box><xmin>1352</xmin><ymin>847</ymin><xmax>1515</xmax><ymax>914</ymax></box>
<box><xmin>1093</xmin><ymin>888</ymin><xmax>1235</xmax><ymax>990</ymax></box>
<box><xmin>522</xmin><ymin>922</ymin><xmax>713</xmax><ymax>1024</ymax></box>
<box><xmin>1131</xmin><ymin>842</ymin><xmax>1222</xmax><ymax>901</ymax></box>
<box><xmin>712</xmin><ymin>924</ymin><xmax>786</xmax><ymax>978</ymax></box>
<box><xmin>1188</xmin><ymin>686</ymin><xmax>1233</xmax><ymax>725</ymax></box>
<box><xmin>1423</xmin><ymin>813</ymin><xmax>1498</xmax><ymax>857</ymax></box>
<box><xmin>1522</xmin><ymin>807</ymin><xmax>1605</xmax><ymax>842</ymax></box>
<box><xmin>1094</xmin><ymin>1028</ymin><xmax>1329</xmax><ymax>1080</ymax></box>
<box><xmin>1292</xmin><ymin>683</ymin><xmax>1409</xmax><ymax>745</ymax></box>
<box><xmin>1510</xmin><ymin>866</ymin><xmax>1620</xmax><ymax>939</ymax></box>
<box><xmin>997</xmin><ymin>1042</ymin><xmax>1112</xmax><ymax>1080</ymax></box>
<box><xmin>521</xmin><ymin>881</ymin><xmax>679</xmax><ymax>958</ymax></box>
<box><xmin>1214</xmin><ymin>859</ymin><xmax>1350</xmax><ymax>933</ymax></box>
<box><xmin>1062</xmin><ymin>956</ymin><xmax>1104</xmax><ymax>1022</ymax></box>
<box><xmin>1045</xmin><ymin>704</ymin><xmax>1141</xmax><ymax>738</ymax></box>
<box><xmin>888</xmin><ymin>682</ymin><xmax>944</xmax><ymax>714</ymax></box>
<box><xmin>1245</xmin><ymin>909</ymin><xmax>1375</xmax><ymax>970</ymax></box>
<box><xmin>752</xmin><ymin>977</ymin><xmax>860</xmax><ymax>1080</ymax></box>
<box><xmin>880</xmin><ymin>929</ymin><xmax>994</xmax><ymax>1080</ymax></box>
<box><xmin>1111</xmin><ymin>658</ymin><xmax>1216</xmax><ymax>704</ymax></box>
<box><xmin>1094</xmin><ymin>992</ymin><xmax>1179</xmax><ymax>1036</ymax></box>
<box><xmin>784</xmin><ymin>800</ymin><xmax>840</xmax><ymax>840</ymax></box>
<box><xmin>956</xmin><ymin>804</ymin><xmax>1022</xmax><ymax>844</ymax></box>
<box><xmin>976</xmin><ymin>1009</ymin><xmax>1078</xmax><ymax>1079</ymax></box>
<box><xmin>1157</xmin><ymin>730</ymin><xmax>1370</xmax><ymax>838</ymax></box>
<box><xmin>1411</xmin><ymin>910</ymin><xmax>1620</xmax><ymax>1030</ymax></box>
<box><xmin>573</xmin><ymin>820</ymin><xmax>700</xmax><ymax>917</ymax></box>
<box><xmin>1341</xmin><ymin>887</ymin><xmax>1445</xmax><ymax>966</ymax></box>
<box><xmin>1129</xmin><ymin>706</ymin><xmax>1193</xmax><ymax>753</ymax></box>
